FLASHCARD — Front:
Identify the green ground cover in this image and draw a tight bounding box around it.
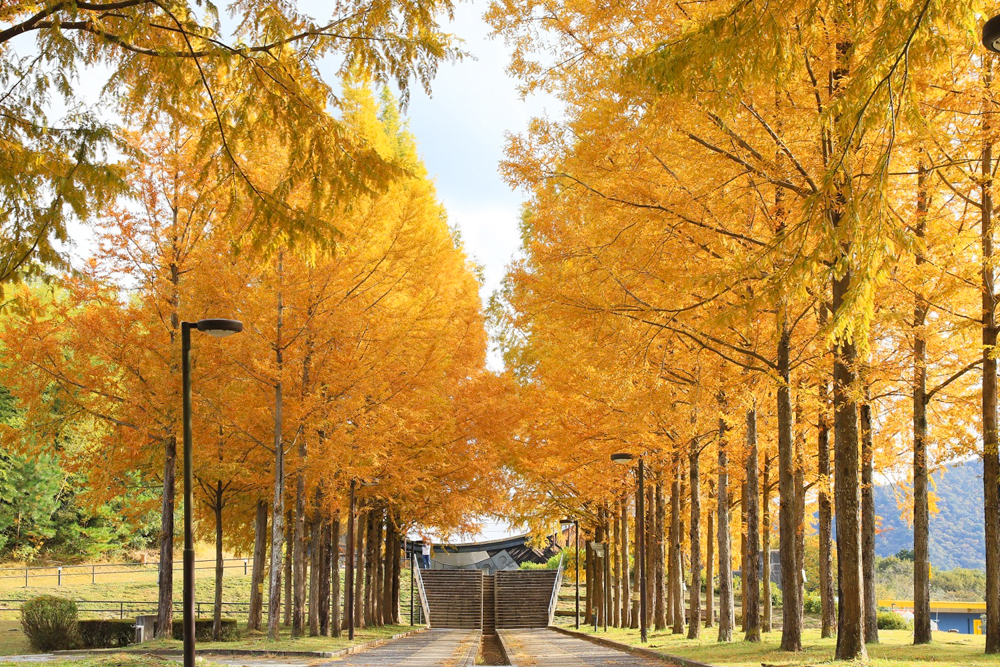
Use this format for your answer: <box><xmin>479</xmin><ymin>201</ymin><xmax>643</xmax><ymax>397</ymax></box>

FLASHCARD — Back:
<box><xmin>0</xmin><ymin>656</ymin><xmax>178</xmax><ymax>667</ymax></box>
<box><xmin>0</xmin><ymin>554</ymin><xmax>421</xmax><ymax>655</ymax></box>
<box><xmin>557</xmin><ymin>618</ymin><xmax>1000</xmax><ymax>667</ymax></box>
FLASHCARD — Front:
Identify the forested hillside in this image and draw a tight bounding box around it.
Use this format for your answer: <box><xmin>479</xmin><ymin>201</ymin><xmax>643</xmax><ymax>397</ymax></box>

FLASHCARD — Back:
<box><xmin>874</xmin><ymin>460</ymin><xmax>985</xmax><ymax>570</ymax></box>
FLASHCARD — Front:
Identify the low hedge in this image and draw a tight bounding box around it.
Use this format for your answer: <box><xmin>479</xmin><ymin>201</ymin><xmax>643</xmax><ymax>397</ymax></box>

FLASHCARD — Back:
<box><xmin>171</xmin><ymin>618</ymin><xmax>239</xmax><ymax>641</ymax></box>
<box><xmin>79</xmin><ymin>619</ymin><xmax>136</xmax><ymax>648</ymax></box>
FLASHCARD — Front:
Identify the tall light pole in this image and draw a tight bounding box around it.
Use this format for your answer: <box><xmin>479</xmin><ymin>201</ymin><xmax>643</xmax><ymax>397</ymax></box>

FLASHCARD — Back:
<box><xmin>182</xmin><ymin>318</ymin><xmax>242</xmax><ymax>667</ymax></box>
<box><xmin>985</xmin><ymin>14</ymin><xmax>1000</xmax><ymax>52</ymax></box>
<box><xmin>560</xmin><ymin>518</ymin><xmax>580</xmax><ymax>629</ymax></box>
<box><xmin>612</xmin><ymin>452</ymin><xmax>646</xmax><ymax>643</ymax></box>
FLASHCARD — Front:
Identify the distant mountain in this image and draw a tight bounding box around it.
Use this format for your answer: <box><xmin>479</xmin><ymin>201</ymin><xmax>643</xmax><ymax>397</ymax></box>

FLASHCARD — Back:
<box><xmin>873</xmin><ymin>459</ymin><xmax>985</xmax><ymax>571</ymax></box>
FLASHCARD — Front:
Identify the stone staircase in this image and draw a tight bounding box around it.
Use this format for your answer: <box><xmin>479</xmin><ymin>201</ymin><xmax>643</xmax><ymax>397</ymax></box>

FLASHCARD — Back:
<box><xmin>418</xmin><ymin>568</ymin><xmax>560</xmax><ymax>631</ymax></box>
<box><xmin>420</xmin><ymin>570</ymin><xmax>484</xmax><ymax>629</ymax></box>
<box><xmin>496</xmin><ymin>570</ymin><xmax>559</xmax><ymax>629</ymax></box>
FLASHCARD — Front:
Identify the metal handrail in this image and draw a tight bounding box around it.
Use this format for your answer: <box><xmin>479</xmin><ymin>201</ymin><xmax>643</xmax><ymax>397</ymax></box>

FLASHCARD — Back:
<box><xmin>411</xmin><ymin>562</ymin><xmax>431</xmax><ymax>627</ymax></box>
<box><xmin>548</xmin><ymin>553</ymin><xmax>565</xmax><ymax>626</ymax></box>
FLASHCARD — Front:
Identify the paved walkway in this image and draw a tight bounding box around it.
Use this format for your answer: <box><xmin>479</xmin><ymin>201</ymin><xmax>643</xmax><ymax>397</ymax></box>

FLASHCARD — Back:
<box><xmin>499</xmin><ymin>629</ymin><xmax>680</xmax><ymax>667</ymax></box>
<box><xmin>322</xmin><ymin>629</ymin><xmax>480</xmax><ymax>667</ymax></box>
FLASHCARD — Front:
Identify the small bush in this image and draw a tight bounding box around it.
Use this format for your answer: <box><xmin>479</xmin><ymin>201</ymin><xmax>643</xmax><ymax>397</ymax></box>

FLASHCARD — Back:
<box><xmin>803</xmin><ymin>592</ymin><xmax>822</xmax><ymax>614</ymax></box>
<box><xmin>877</xmin><ymin>611</ymin><xmax>912</xmax><ymax>630</ymax></box>
<box><xmin>171</xmin><ymin>618</ymin><xmax>239</xmax><ymax>641</ymax></box>
<box><xmin>770</xmin><ymin>582</ymin><xmax>782</xmax><ymax>608</ymax></box>
<box><xmin>20</xmin><ymin>595</ymin><xmax>79</xmax><ymax>651</ymax></box>
<box><xmin>78</xmin><ymin>619</ymin><xmax>135</xmax><ymax>648</ymax></box>
<box><xmin>520</xmin><ymin>561</ymin><xmax>550</xmax><ymax>570</ymax></box>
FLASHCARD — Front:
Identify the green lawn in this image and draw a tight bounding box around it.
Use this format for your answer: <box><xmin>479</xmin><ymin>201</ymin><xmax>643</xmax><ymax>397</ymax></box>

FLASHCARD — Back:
<box><xmin>0</xmin><ymin>552</ymin><xmax>422</xmax><ymax>656</ymax></box>
<box><xmin>559</xmin><ymin>620</ymin><xmax>1000</xmax><ymax>667</ymax></box>
<box><xmin>0</xmin><ymin>656</ymin><xmax>198</xmax><ymax>667</ymax></box>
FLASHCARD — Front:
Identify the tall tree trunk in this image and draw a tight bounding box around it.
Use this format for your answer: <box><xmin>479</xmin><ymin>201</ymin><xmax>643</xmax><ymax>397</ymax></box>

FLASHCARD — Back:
<box><xmin>861</xmin><ymin>390</ymin><xmax>879</xmax><ymax>644</ymax></box>
<box><xmin>156</xmin><ymin>437</ymin><xmax>176</xmax><ymax>638</ymax></box>
<box><xmin>621</xmin><ymin>498</ymin><xmax>631</xmax><ymax>628</ymax></box>
<box><xmin>631</xmin><ymin>500</ymin><xmax>640</xmax><ymax>629</ymax></box>
<box><xmin>648</xmin><ymin>481</ymin><xmax>659</xmax><ymax>629</ymax></box>
<box><xmin>248</xmin><ymin>500</ymin><xmax>268</xmax><ymax>632</ymax></box>
<box><xmin>689</xmin><ymin>445</ymin><xmax>702</xmax><ymax>639</ymax></box>
<box><xmin>741</xmin><ymin>481</ymin><xmax>748</xmax><ymax>632</ymax></box>
<box><xmin>831</xmin><ymin>23</ymin><xmax>867</xmax><ymax>660</ymax></box>
<box><xmin>706</xmin><ymin>487</ymin><xmax>715</xmax><ymax>629</ymax></box>
<box><xmin>794</xmin><ymin>394</ymin><xmax>806</xmax><ymax>639</ymax></box>
<box><xmin>818</xmin><ymin>335</ymin><xmax>836</xmax><ymax>638</ymax></box>
<box><xmin>595</xmin><ymin>520</ymin><xmax>605</xmax><ymax>627</ymax></box>
<box><xmin>354</xmin><ymin>512</ymin><xmax>367</xmax><ymax>630</ymax></box>
<box><xmin>670</xmin><ymin>470</ymin><xmax>682</xmax><ymax>634</ymax></box>
<box><xmin>832</xmin><ymin>236</ymin><xmax>867</xmax><ymax>660</ymax></box>
<box><xmin>665</xmin><ymin>472</ymin><xmax>677</xmax><ymax>631</ymax></box>
<box><xmin>284</xmin><ymin>513</ymin><xmax>293</xmax><ymax>627</ymax></box>
<box><xmin>585</xmin><ymin>536</ymin><xmax>594</xmax><ymax>625</ymax></box>
<box><xmin>320</xmin><ymin>520</ymin><xmax>331</xmax><ymax>636</ymax></box>
<box><xmin>293</xmin><ymin>477</ymin><xmax>307</xmax><ymax>636</ymax></box>
<box><xmin>373</xmin><ymin>510</ymin><xmax>384</xmax><ymax>626</ymax></box>
<box><xmin>718</xmin><ymin>414</ymin><xmax>734</xmax><ymax>642</ymax></box>
<box><xmin>266</xmin><ymin>400</ymin><xmax>285</xmax><ymax>639</ymax></box>
<box><xmin>309</xmin><ymin>514</ymin><xmax>322</xmax><ymax>636</ymax></box>
<box><xmin>267</xmin><ymin>255</ymin><xmax>286</xmax><ymax>640</ymax></box>
<box><xmin>673</xmin><ymin>469</ymin><xmax>684</xmax><ymax>633</ymax></box>
<box><xmin>912</xmin><ymin>160</ymin><xmax>932</xmax><ymax>645</ymax></box>
<box><xmin>762</xmin><ymin>455</ymin><xmax>772</xmax><ymax>633</ymax></box>
<box><xmin>213</xmin><ymin>485</ymin><xmax>224</xmax><ymax>641</ymax></box>
<box><xmin>389</xmin><ymin>514</ymin><xmax>401</xmax><ymax>625</ymax></box>
<box><xmin>777</xmin><ymin>321</ymin><xmax>801</xmax><ymax>651</ymax></box>
<box><xmin>331</xmin><ymin>516</ymin><xmax>342</xmax><ymax>637</ymax></box>
<box><xmin>744</xmin><ymin>408</ymin><xmax>761</xmax><ymax>642</ymax></box>
<box><xmin>608</xmin><ymin>508</ymin><xmax>622</xmax><ymax>628</ymax></box>
<box><xmin>984</xmin><ymin>64</ymin><xmax>1000</xmax><ymax>655</ymax></box>
<box><xmin>383</xmin><ymin>519</ymin><xmax>395</xmax><ymax>626</ymax></box>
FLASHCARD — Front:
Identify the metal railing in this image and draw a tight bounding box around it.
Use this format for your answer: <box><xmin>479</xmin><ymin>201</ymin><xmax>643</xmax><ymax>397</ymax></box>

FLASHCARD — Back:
<box><xmin>548</xmin><ymin>553</ymin><xmax>565</xmax><ymax>626</ymax></box>
<box><xmin>411</xmin><ymin>558</ymin><xmax>431</xmax><ymax>627</ymax></box>
<box><xmin>0</xmin><ymin>598</ymin><xmax>265</xmax><ymax>620</ymax></box>
<box><xmin>0</xmin><ymin>559</ymin><xmax>254</xmax><ymax>587</ymax></box>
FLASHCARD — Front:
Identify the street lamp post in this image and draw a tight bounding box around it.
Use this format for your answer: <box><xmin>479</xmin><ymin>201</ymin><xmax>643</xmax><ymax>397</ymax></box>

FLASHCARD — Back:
<box><xmin>181</xmin><ymin>318</ymin><xmax>242</xmax><ymax>667</ymax></box>
<box><xmin>612</xmin><ymin>452</ymin><xmax>646</xmax><ymax>643</ymax></box>
<box><xmin>985</xmin><ymin>14</ymin><xmax>1000</xmax><ymax>53</ymax></box>
<box><xmin>560</xmin><ymin>518</ymin><xmax>580</xmax><ymax>629</ymax></box>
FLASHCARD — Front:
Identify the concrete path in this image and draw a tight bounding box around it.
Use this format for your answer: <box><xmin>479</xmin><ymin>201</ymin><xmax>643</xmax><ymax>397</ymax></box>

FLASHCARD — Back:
<box><xmin>499</xmin><ymin>629</ymin><xmax>680</xmax><ymax>667</ymax></box>
<box><xmin>321</xmin><ymin>629</ymin><xmax>480</xmax><ymax>667</ymax></box>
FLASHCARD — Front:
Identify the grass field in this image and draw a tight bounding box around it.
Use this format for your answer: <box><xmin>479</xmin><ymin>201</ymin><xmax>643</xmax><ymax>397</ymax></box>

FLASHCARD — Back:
<box><xmin>556</xmin><ymin>617</ymin><xmax>1000</xmax><ymax>666</ymax></box>
<box><xmin>0</xmin><ymin>655</ymin><xmax>184</xmax><ymax>667</ymax></box>
<box><xmin>0</xmin><ymin>547</ymin><xmax>423</xmax><ymax>656</ymax></box>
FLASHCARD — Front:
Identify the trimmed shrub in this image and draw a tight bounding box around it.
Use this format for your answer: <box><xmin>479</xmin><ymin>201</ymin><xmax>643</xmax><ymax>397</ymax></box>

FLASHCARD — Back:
<box><xmin>78</xmin><ymin>619</ymin><xmax>135</xmax><ymax>648</ymax></box>
<box><xmin>877</xmin><ymin>610</ymin><xmax>912</xmax><ymax>630</ymax></box>
<box><xmin>769</xmin><ymin>582</ymin><xmax>782</xmax><ymax>608</ymax></box>
<box><xmin>803</xmin><ymin>592</ymin><xmax>822</xmax><ymax>614</ymax></box>
<box><xmin>171</xmin><ymin>618</ymin><xmax>239</xmax><ymax>641</ymax></box>
<box><xmin>20</xmin><ymin>595</ymin><xmax>79</xmax><ymax>651</ymax></box>
<box><xmin>520</xmin><ymin>562</ymin><xmax>550</xmax><ymax>570</ymax></box>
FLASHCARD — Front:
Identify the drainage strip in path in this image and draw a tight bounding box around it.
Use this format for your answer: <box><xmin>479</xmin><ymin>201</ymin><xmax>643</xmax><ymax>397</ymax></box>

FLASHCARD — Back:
<box><xmin>545</xmin><ymin>626</ymin><xmax>719</xmax><ymax>667</ymax></box>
